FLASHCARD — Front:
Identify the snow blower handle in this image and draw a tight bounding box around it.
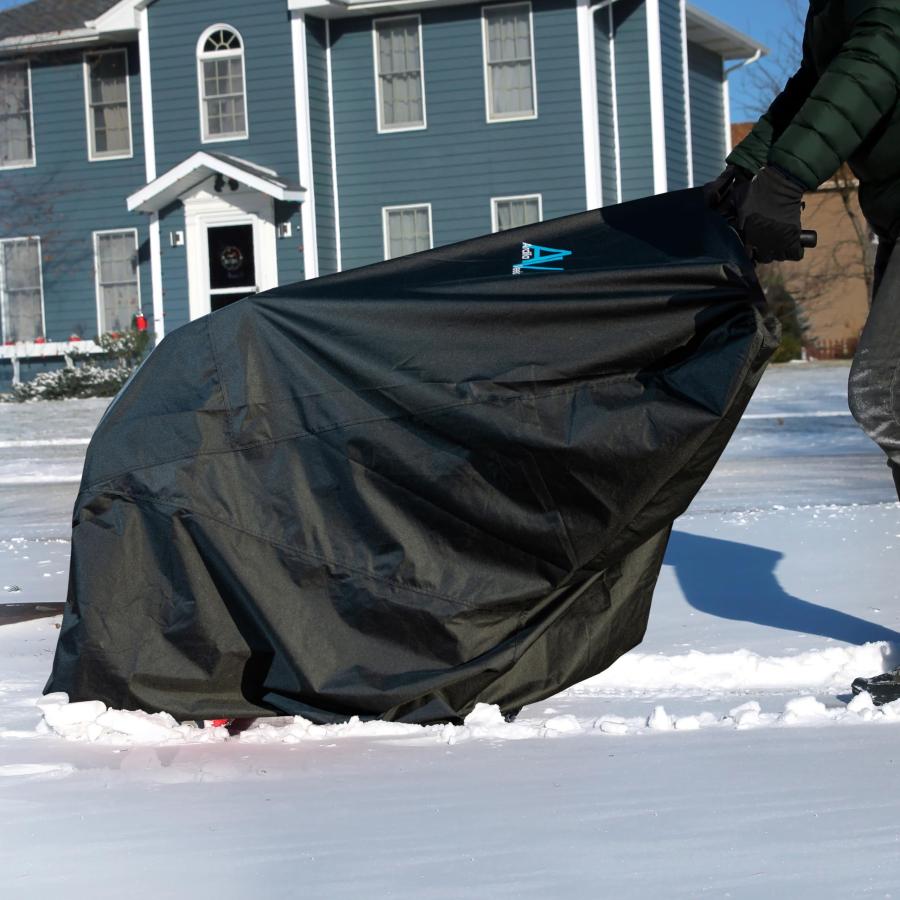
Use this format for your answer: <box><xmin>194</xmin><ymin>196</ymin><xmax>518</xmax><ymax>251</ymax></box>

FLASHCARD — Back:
<box><xmin>800</xmin><ymin>230</ymin><xmax>818</xmax><ymax>249</ymax></box>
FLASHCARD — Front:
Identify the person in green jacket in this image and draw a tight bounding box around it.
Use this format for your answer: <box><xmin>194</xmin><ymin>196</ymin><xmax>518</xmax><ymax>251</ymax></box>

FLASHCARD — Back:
<box><xmin>707</xmin><ymin>0</ymin><xmax>900</xmax><ymax>703</ymax></box>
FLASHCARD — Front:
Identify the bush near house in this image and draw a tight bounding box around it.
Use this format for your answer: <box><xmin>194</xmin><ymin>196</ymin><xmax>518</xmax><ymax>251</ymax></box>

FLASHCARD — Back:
<box><xmin>1</xmin><ymin>327</ymin><xmax>152</xmax><ymax>403</ymax></box>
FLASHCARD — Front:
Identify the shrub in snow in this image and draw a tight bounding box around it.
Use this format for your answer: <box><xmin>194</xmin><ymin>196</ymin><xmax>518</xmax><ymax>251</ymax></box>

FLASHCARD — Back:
<box><xmin>2</xmin><ymin>327</ymin><xmax>149</xmax><ymax>402</ymax></box>
<box><xmin>4</xmin><ymin>364</ymin><xmax>133</xmax><ymax>402</ymax></box>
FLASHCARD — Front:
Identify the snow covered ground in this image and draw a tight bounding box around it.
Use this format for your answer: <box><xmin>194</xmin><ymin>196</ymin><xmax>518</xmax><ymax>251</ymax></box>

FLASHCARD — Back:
<box><xmin>1</xmin><ymin>364</ymin><xmax>899</xmax><ymax>899</ymax></box>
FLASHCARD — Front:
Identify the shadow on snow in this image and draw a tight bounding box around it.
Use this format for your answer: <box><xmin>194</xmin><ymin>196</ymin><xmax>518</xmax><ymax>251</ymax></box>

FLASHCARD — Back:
<box><xmin>664</xmin><ymin>531</ymin><xmax>900</xmax><ymax>646</ymax></box>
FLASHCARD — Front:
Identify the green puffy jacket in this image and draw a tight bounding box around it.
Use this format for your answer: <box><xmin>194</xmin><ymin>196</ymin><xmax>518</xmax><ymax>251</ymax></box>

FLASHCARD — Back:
<box><xmin>728</xmin><ymin>0</ymin><xmax>900</xmax><ymax>239</ymax></box>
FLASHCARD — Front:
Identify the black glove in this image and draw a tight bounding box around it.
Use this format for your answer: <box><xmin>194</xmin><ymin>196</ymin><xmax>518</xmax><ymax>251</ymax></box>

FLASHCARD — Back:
<box><xmin>703</xmin><ymin>164</ymin><xmax>753</xmax><ymax>224</ymax></box>
<box><xmin>737</xmin><ymin>166</ymin><xmax>806</xmax><ymax>263</ymax></box>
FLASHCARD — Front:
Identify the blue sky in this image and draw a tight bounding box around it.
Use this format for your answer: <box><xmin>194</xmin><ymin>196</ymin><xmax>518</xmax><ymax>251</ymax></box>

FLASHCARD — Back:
<box><xmin>0</xmin><ymin>0</ymin><xmax>802</xmax><ymax>122</ymax></box>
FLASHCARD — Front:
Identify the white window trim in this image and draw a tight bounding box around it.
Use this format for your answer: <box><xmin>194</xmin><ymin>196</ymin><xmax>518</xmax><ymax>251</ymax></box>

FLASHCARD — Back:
<box><xmin>0</xmin><ymin>236</ymin><xmax>45</xmax><ymax>342</ymax></box>
<box><xmin>83</xmin><ymin>48</ymin><xmax>134</xmax><ymax>162</ymax></box>
<box><xmin>490</xmin><ymin>193</ymin><xmax>542</xmax><ymax>232</ymax></box>
<box><xmin>372</xmin><ymin>14</ymin><xmax>427</xmax><ymax>134</ymax></box>
<box><xmin>0</xmin><ymin>60</ymin><xmax>37</xmax><ymax>170</ymax></box>
<box><xmin>196</xmin><ymin>23</ymin><xmax>250</xmax><ymax>144</ymax></box>
<box><xmin>382</xmin><ymin>203</ymin><xmax>433</xmax><ymax>260</ymax></box>
<box><xmin>92</xmin><ymin>228</ymin><xmax>141</xmax><ymax>335</ymax></box>
<box><xmin>481</xmin><ymin>1</ymin><xmax>538</xmax><ymax>124</ymax></box>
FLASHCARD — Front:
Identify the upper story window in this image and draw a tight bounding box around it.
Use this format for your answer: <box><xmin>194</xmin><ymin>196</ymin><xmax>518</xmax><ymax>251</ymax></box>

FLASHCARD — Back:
<box><xmin>93</xmin><ymin>230</ymin><xmax>140</xmax><ymax>334</ymax></box>
<box><xmin>0</xmin><ymin>62</ymin><xmax>35</xmax><ymax>169</ymax></box>
<box><xmin>383</xmin><ymin>204</ymin><xmax>432</xmax><ymax>259</ymax></box>
<box><xmin>482</xmin><ymin>3</ymin><xmax>536</xmax><ymax>122</ymax></box>
<box><xmin>197</xmin><ymin>25</ymin><xmax>248</xmax><ymax>142</ymax></box>
<box><xmin>84</xmin><ymin>49</ymin><xmax>132</xmax><ymax>161</ymax></box>
<box><xmin>492</xmin><ymin>194</ymin><xmax>542</xmax><ymax>231</ymax></box>
<box><xmin>373</xmin><ymin>16</ymin><xmax>426</xmax><ymax>132</ymax></box>
<box><xmin>0</xmin><ymin>237</ymin><xmax>44</xmax><ymax>343</ymax></box>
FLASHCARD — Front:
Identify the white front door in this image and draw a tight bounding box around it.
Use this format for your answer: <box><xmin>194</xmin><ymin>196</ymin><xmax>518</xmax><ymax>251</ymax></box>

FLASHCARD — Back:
<box><xmin>183</xmin><ymin>181</ymin><xmax>278</xmax><ymax>320</ymax></box>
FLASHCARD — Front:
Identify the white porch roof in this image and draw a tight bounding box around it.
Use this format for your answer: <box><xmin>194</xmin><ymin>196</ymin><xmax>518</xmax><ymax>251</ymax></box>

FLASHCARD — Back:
<box><xmin>127</xmin><ymin>151</ymin><xmax>306</xmax><ymax>213</ymax></box>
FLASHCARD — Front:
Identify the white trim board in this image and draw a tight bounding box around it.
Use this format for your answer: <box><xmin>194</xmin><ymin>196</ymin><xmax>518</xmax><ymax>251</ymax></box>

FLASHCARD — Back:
<box><xmin>576</xmin><ymin>0</ymin><xmax>602</xmax><ymax>210</ymax></box>
<box><xmin>608</xmin><ymin>1</ymin><xmax>622</xmax><ymax>203</ymax></box>
<box><xmin>291</xmin><ymin>13</ymin><xmax>320</xmax><ymax>278</ymax></box>
<box><xmin>325</xmin><ymin>19</ymin><xmax>342</xmax><ymax>272</ymax></box>
<box><xmin>679</xmin><ymin>0</ymin><xmax>694</xmax><ymax>187</ymax></box>
<box><xmin>644</xmin><ymin>0</ymin><xmax>667</xmax><ymax>195</ymax></box>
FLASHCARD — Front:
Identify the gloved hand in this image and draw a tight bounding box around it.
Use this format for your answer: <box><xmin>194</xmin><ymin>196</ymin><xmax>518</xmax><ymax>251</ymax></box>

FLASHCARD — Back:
<box><xmin>737</xmin><ymin>166</ymin><xmax>806</xmax><ymax>263</ymax></box>
<box><xmin>703</xmin><ymin>164</ymin><xmax>754</xmax><ymax>224</ymax></box>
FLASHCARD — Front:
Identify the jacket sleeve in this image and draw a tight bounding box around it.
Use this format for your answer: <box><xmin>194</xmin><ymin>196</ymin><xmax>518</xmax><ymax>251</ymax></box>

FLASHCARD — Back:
<box><xmin>767</xmin><ymin>1</ymin><xmax>900</xmax><ymax>188</ymax></box>
<box><xmin>727</xmin><ymin>59</ymin><xmax>818</xmax><ymax>176</ymax></box>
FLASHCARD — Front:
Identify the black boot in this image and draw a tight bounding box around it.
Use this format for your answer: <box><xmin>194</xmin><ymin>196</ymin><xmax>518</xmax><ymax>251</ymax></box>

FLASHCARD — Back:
<box><xmin>852</xmin><ymin>669</ymin><xmax>900</xmax><ymax>705</ymax></box>
<box><xmin>891</xmin><ymin>461</ymin><xmax>900</xmax><ymax>502</ymax></box>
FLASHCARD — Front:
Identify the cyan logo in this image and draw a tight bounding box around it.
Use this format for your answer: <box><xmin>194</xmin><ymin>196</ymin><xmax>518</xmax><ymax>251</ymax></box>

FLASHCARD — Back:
<box><xmin>512</xmin><ymin>242</ymin><xmax>573</xmax><ymax>275</ymax></box>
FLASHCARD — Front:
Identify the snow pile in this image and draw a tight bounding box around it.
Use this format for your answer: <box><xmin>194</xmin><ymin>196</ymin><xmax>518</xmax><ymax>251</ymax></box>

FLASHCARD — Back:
<box><xmin>572</xmin><ymin>643</ymin><xmax>894</xmax><ymax>696</ymax></box>
<box><xmin>37</xmin><ymin>691</ymin><xmax>900</xmax><ymax>748</ymax></box>
<box><xmin>37</xmin><ymin>693</ymin><xmax>229</xmax><ymax>745</ymax></box>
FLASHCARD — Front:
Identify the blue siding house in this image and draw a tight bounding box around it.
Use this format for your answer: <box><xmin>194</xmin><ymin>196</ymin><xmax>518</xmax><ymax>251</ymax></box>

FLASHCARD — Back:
<box><xmin>0</xmin><ymin>0</ymin><xmax>763</xmax><ymax>386</ymax></box>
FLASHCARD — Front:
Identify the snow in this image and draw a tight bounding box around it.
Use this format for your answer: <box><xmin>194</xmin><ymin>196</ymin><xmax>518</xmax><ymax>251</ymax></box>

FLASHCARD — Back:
<box><xmin>2</xmin><ymin>363</ymin><xmax>900</xmax><ymax>898</ymax></box>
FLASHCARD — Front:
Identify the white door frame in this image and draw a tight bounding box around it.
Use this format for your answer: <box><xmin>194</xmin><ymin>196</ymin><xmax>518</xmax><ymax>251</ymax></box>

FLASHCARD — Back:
<box><xmin>183</xmin><ymin>180</ymin><xmax>279</xmax><ymax>320</ymax></box>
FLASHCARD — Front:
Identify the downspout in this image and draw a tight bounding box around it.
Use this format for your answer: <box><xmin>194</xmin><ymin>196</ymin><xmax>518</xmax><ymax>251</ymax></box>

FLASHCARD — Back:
<box><xmin>722</xmin><ymin>50</ymin><xmax>762</xmax><ymax>154</ymax></box>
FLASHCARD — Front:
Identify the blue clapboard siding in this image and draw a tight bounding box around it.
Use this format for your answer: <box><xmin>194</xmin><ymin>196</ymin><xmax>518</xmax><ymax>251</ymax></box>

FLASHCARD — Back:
<box><xmin>612</xmin><ymin>0</ymin><xmax>654</xmax><ymax>202</ymax></box>
<box><xmin>158</xmin><ymin>202</ymin><xmax>189</xmax><ymax>335</ymax></box>
<box><xmin>595</xmin><ymin>8</ymin><xmax>619</xmax><ymax>207</ymax></box>
<box><xmin>329</xmin><ymin>0</ymin><xmax>587</xmax><ymax>270</ymax></box>
<box><xmin>688</xmin><ymin>40</ymin><xmax>726</xmax><ymax>185</ymax></box>
<box><xmin>0</xmin><ymin>44</ymin><xmax>150</xmax><ymax>342</ymax></box>
<box><xmin>659</xmin><ymin>0</ymin><xmax>689</xmax><ymax>189</ymax></box>
<box><xmin>147</xmin><ymin>0</ymin><xmax>306</xmax><ymax>310</ymax></box>
<box><xmin>306</xmin><ymin>17</ymin><xmax>338</xmax><ymax>275</ymax></box>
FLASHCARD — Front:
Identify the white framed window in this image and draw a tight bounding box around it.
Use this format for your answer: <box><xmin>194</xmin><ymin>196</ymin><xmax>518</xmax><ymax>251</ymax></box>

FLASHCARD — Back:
<box><xmin>0</xmin><ymin>237</ymin><xmax>44</xmax><ymax>343</ymax></box>
<box><xmin>482</xmin><ymin>3</ymin><xmax>537</xmax><ymax>122</ymax></box>
<box><xmin>491</xmin><ymin>194</ymin><xmax>542</xmax><ymax>232</ymax></box>
<box><xmin>197</xmin><ymin>24</ymin><xmax>248</xmax><ymax>143</ymax></box>
<box><xmin>373</xmin><ymin>16</ymin><xmax>426</xmax><ymax>132</ymax></box>
<box><xmin>84</xmin><ymin>49</ymin><xmax>133</xmax><ymax>161</ymax></box>
<box><xmin>93</xmin><ymin>229</ymin><xmax>141</xmax><ymax>334</ymax></box>
<box><xmin>0</xmin><ymin>61</ymin><xmax>35</xmax><ymax>169</ymax></box>
<box><xmin>383</xmin><ymin>204</ymin><xmax>432</xmax><ymax>260</ymax></box>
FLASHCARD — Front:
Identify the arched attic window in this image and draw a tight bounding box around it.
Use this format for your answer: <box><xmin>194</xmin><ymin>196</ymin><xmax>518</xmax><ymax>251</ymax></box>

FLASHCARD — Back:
<box><xmin>197</xmin><ymin>25</ymin><xmax>248</xmax><ymax>142</ymax></box>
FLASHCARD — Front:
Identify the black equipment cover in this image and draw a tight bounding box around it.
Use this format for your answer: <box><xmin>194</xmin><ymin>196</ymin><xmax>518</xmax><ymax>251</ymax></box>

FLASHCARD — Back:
<box><xmin>46</xmin><ymin>190</ymin><xmax>778</xmax><ymax>724</ymax></box>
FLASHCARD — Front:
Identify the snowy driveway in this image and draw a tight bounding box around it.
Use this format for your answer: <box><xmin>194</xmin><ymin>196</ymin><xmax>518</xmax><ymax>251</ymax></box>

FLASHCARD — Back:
<box><xmin>1</xmin><ymin>364</ymin><xmax>899</xmax><ymax>899</ymax></box>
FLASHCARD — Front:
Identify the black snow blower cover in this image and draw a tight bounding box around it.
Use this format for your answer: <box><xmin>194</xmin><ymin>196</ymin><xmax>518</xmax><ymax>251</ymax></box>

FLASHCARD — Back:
<box><xmin>47</xmin><ymin>189</ymin><xmax>778</xmax><ymax>724</ymax></box>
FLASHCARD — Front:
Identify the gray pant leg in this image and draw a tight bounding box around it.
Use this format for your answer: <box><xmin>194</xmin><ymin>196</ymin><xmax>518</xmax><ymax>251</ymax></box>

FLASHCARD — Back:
<box><xmin>848</xmin><ymin>238</ymin><xmax>900</xmax><ymax>500</ymax></box>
